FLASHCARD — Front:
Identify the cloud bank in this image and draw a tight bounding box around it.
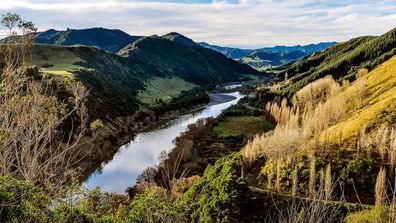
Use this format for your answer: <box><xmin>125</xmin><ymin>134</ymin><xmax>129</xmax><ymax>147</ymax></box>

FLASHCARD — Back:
<box><xmin>0</xmin><ymin>0</ymin><xmax>395</xmax><ymax>48</ymax></box>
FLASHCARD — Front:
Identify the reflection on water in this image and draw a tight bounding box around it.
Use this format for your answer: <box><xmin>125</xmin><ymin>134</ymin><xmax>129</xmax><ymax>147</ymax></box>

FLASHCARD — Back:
<box><xmin>84</xmin><ymin>92</ymin><xmax>243</xmax><ymax>193</ymax></box>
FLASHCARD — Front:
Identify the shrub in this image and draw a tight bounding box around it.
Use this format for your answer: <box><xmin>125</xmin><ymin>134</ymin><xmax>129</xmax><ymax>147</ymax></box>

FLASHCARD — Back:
<box><xmin>90</xmin><ymin>119</ymin><xmax>104</xmax><ymax>130</ymax></box>
<box><xmin>54</xmin><ymin>205</ymin><xmax>95</xmax><ymax>223</ymax></box>
<box><xmin>128</xmin><ymin>186</ymin><xmax>181</xmax><ymax>223</ymax></box>
<box><xmin>0</xmin><ymin>175</ymin><xmax>52</xmax><ymax>222</ymax></box>
<box><xmin>180</xmin><ymin>152</ymin><xmax>248</xmax><ymax>222</ymax></box>
<box><xmin>345</xmin><ymin>206</ymin><xmax>389</xmax><ymax>223</ymax></box>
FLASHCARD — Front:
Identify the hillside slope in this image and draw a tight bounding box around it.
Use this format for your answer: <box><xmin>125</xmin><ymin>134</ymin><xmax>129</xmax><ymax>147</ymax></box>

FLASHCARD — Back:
<box><xmin>198</xmin><ymin>42</ymin><xmax>252</xmax><ymax>59</ymax></box>
<box><xmin>241</xmin><ymin>50</ymin><xmax>307</xmax><ymax>70</ymax></box>
<box><xmin>280</xmin><ymin>28</ymin><xmax>396</xmax><ymax>97</ymax></box>
<box><xmin>325</xmin><ymin>55</ymin><xmax>396</xmax><ymax>142</ymax></box>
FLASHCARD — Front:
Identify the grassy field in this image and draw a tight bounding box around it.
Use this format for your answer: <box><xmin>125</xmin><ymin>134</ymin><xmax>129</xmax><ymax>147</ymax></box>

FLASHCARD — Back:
<box><xmin>214</xmin><ymin>116</ymin><xmax>274</xmax><ymax>137</ymax></box>
<box><xmin>242</xmin><ymin>57</ymin><xmax>271</xmax><ymax>64</ymax></box>
<box><xmin>137</xmin><ymin>76</ymin><xmax>197</xmax><ymax>105</ymax></box>
<box><xmin>32</xmin><ymin>45</ymin><xmax>82</xmax><ymax>76</ymax></box>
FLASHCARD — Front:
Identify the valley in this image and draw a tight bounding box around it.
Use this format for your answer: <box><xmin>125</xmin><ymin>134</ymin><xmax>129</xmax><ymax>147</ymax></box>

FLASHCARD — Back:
<box><xmin>1</xmin><ymin>6</ymin><xmax>396</xmax><ymax>223</ymax></box>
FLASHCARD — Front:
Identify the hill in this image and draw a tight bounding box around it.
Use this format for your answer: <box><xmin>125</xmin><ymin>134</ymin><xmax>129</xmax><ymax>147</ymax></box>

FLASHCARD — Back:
<box><xmin>1</xmin><ymin>28</ymin><xmax>142</xmax><ymax>53</ymax></box>
<box><xmin>118</xmin><ymin>33</ymin><xmax>260</xmax><ymax>86</ymax></box>
<box><xmin>199</xmin><ymin>42</ymin><xmax>336</xmax><ymax>70</ymax></box>
<box><xmin>279</xmin><ymin>27</ymin><xmax>396</xmax><ymax>97</ymax></box>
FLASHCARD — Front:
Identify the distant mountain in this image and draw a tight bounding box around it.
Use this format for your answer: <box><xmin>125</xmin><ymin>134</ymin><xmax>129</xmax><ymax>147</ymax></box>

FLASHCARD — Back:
<box><xmin>198</xmin><ymin>42</ymin><xmax>336</xmax><ymax>70</ymax></box>
<box><xmin>1</xmin><ymin>28</ymin><xmax>142</xmax><ymax>53</ymax></box>
<box><xmin>279</xmin><ymin>28</ymin><xmax>396</xmax><ymax>97</ymax></box>
<box><xmin>198</xmin><ymin>42</ymin><xmax>253</xmax><ymax>59</ymax></box>
<box><xmin>258</xmin><ymin>42</ymin><xmax>337</xmax><ymax>54</ymax></box>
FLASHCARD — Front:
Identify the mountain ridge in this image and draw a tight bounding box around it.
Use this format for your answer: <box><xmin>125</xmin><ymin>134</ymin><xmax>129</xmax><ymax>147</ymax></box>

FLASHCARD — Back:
<box><xmin>1</xmin><ymin>27</ymin><xmax>142</xmax><ymax>53</ymax></box>
<box><xmin>199</xmin><ymin>41</ymin><xmax>336</xmax><ymax>70</ymax></box>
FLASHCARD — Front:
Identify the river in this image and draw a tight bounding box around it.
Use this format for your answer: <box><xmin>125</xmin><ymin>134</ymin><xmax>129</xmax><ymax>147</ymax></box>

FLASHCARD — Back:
<box><xmin>84</xmin><ymin>92</ymin><xmax>244</xmax><ymax>193</ymax></box>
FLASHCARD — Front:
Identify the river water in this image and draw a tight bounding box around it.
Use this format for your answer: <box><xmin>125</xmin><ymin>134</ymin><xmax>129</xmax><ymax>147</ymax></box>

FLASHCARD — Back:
<box><xmin>84</xmin><ymin>92</ymin><xmax>244</xmax><ymax>193</ymax></box>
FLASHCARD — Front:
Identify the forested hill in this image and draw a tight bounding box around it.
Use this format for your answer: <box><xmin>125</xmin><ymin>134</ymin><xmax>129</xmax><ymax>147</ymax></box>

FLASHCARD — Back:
<box><xmin>118</xmin><ymin>32</ymin><xmax>260</xmax><ymax>86</ymax></box>
<box><xmin>279</xmin><ymin>27</ymin><xmax>396</xmax><ymax>97</ymax></box>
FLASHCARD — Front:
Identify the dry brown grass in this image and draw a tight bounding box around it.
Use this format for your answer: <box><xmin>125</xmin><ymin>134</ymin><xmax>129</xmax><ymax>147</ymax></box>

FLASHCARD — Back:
<box><xmin>243</xmin><ymin>76</ymin><xmax>345</xmax><ymax>165</ymax></box>
<box><xmin>325</xmin><ymin>164</ymin><xmax>332</xmax><ymax>201</ymax></box>
<box><xmin>293</xmin><ymin>75</ymin><xmax>341</xmax><ymax>109</ymax></box>
<box><xmin>242</xmin><ymin>126</ymin><xmax>306</xmax><ymax>165</ymax></box>
<box><xmin>308</xmin><ymin>156</ymin><xmax>316</xmax><ymax>198</ymax></box>
<box><xmin>266</xmin><ymin>98</ymin><xmax>299</xmax><ymax>129</ymax></box>
<box><xmin>375</xmin><ymin>167</ymin><xmax>387</xmax><ymax>206</ymax></box>
<box><xmin>356</xmin><ymin>68</ymin><xmax>369</xmax><ymax>79</ymax></box>
<box><xmin>358</xmin><ymin>125</ymin><xmax>396</xmax><ymax>165</ymax></box>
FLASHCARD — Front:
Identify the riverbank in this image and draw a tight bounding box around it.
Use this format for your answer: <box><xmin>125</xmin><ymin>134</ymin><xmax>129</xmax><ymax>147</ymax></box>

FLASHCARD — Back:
<box><xmin>133</xmin><ymin>99</ymin><xmax>274</xmax><ymax>191</ymax></box>
<box><xmin>83</xmin><ymin>92</ymin><xmax>244</xmax><ymax>192</ymax></box>
<box><xmin>78</xmin><ymin>88</ymin><xmax>210</xmax><ymax>173</ymax></box>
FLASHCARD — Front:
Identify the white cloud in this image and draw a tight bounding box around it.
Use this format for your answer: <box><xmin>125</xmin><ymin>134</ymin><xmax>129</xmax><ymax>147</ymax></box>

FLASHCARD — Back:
<box><xmin>0</xmin><ymin>0</ymin><xmax>395</xmax><ymax>48</ymax></box>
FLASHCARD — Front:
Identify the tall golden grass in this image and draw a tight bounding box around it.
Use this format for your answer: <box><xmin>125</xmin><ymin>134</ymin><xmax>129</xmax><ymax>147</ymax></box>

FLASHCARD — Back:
<box><xmin>242</xmin><ymin>75</ymin><xmax>346</xmax><ymax>165</ymax></box>
<box><xmin>243</xmin><ymin>72</ymin><xmax>396</xmax><ymax>208</ymax></box>
<box><xmin>293</xmin><ymin>75</ymin><xmax>341</xmax><ymax>109</ymax></box>
<box><xmin>359</xmin><ymin>125</ymin><xmax>396</xmax><ymax>166</ymax></box>
<box><xmin>375</xmin><ymin>167</ymin><xmax>387</xmax><ymax>206</ymax></box>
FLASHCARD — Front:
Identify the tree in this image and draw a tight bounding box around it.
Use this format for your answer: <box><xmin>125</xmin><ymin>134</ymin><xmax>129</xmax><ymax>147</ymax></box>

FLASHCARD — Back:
<box><xmin>1</xmin><ymin>12</ymin><xmax>21</xmax><ymax>36</ymax></box>
<box><xmin>0</xmin><ymin>13</ymin><xmax>88</xmax><ymax>190</ymax></box>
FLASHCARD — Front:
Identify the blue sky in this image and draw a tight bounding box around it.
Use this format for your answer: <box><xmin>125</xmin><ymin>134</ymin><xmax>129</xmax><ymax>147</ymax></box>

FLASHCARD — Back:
<box><xmin>1</xmin><ymin>0</ymin><xmax>396</xmax><ymax>48</ymax></box>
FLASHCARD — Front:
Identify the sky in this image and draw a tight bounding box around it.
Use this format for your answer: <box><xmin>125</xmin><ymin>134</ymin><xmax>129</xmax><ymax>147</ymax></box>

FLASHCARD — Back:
<box><xmin>0</xmin><ymin>0</ymin><xmax>395</xmax><ymax>48</ymax></box>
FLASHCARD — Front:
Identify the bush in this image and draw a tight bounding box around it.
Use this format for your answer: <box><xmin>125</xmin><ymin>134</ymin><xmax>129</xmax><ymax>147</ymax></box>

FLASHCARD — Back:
<box><xmin>345</xmin><ymin>206</ymin><xmax>389</xmax><ymax>223</ymax></box>
<box><xmin>180</xmin><ymin>152</ymin><xmax>248</xmax><ymax>222</ymax></box>
<box><xmin>339</xmin><ymin>158</ymin><xmax>377</xmax><ymax>194</ymax></box>
<box><xmin>0</xmin><ymin>175</ymin><xmax>52</xmax><ymax>222</ymax></box>
<box><xmin>128</xmin><ymin>186</ymin><xmax>180</xmax><ymax>222</ymax></box>
<box><xmin>54</xmin><ymin>205</ymin><xmax>95</xmax><ymax>223</ymax></box>
<box><xmin>90</xmin><ymin>119</ymin><xmax>104</xmax><ymax>130</ymax></box>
